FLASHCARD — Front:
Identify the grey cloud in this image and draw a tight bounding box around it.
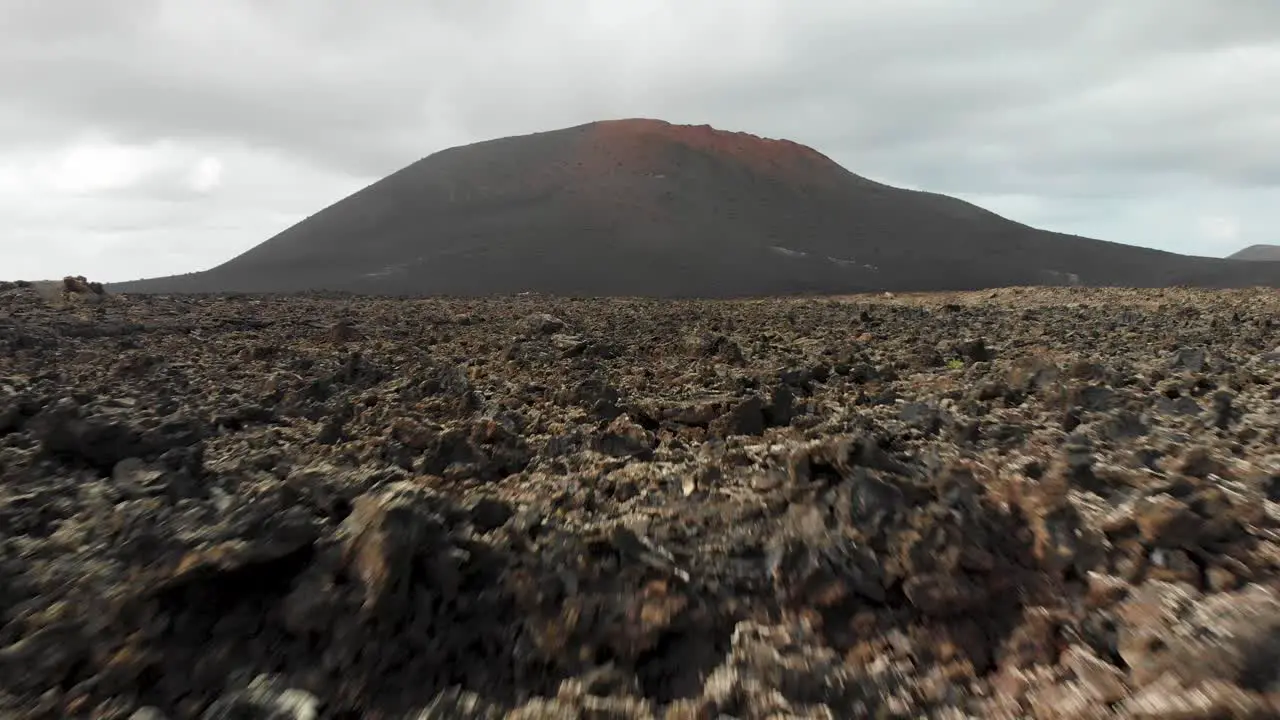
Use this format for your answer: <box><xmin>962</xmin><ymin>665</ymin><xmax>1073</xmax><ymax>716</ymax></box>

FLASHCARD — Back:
<box><xmin>7</xmin><ymin>0</ymin><xmax>1276</xmax><ymax>187</ymax></box>
<box><xmin>1</xmin><ymin>0</ymin><xmax>1278</xmax><ymax>281</ymax></box>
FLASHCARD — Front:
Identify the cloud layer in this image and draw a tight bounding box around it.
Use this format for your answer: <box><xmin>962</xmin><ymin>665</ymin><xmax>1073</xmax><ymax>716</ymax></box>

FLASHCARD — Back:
<box><xmin>3</xmin><ymin>0</ymin><xmax>1278</xmax><ymax>280</ymax></box>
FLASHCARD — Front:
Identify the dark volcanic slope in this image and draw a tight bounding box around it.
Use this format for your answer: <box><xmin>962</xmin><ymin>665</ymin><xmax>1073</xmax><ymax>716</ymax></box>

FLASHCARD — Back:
<box><xmin>1229</xmin><ymin>244</ymin><xmax>1280</xmax><ymax>261</ymax></box>
<box><xmin>110</xmin><ymin>119</ymin><xmax>1280</xmax><ymax>296</ymax></box>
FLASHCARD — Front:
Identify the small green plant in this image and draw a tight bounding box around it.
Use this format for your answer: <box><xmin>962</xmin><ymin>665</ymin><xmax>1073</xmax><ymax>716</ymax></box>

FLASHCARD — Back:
<box><xmin>946</xmin><ymin>358</ymin><xmax>964</xmax><ymax>370</ymax></box>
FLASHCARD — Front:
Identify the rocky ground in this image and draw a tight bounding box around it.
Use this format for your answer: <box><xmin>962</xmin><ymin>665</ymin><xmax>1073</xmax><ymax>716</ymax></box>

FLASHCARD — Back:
<box><xmin>1</xmin><ymin>279</ymin><xmax>1279</xmax><ymax>719</ymax></box>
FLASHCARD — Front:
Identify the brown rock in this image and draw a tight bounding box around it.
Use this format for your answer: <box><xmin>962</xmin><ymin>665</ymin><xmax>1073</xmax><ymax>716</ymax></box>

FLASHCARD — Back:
<box><xmin>1032</xmin><ymin>506</ymin><xmax>1106</xmax><ymax>579</ymax></box>
<box><xmin>1062</xmin><ymin>645</ymin><xmax>1128</xmax><ymax>704</ymax></box>
<box><xmin>903</xmin><ymin>572</ymin><xmax>988</xmax><ymax>617</ymax></box>
<box><xmin>1206</xmin><ymin>563</ymin><xmax>1245</xmax><ymax>593</ymax></box>
<box><xmin>1018</xmin><ymin>461</ymin><xmax>1106</xmax><ymax>579</ymax></box>
<box><xmin>340</xmin><ymin>483</ymin><xmax>443</xmax><ymax>616</ymax></box>
<box><xmin>1120</xmin><ymin>677</ymin><xmax>1274</xmax><ymax>719</ymax></box>
<box><xmin>999</xmin><ymin>608</ymin><xmax>1065</xmax><ymax>671</ymax></box>
<box><xmin>391</xmin><ymin>418</ymin><xmax>438</xmax><ymax>451</ymax></box>
<box><xmin>1146</xmin><ymin>548</ymin><xmax>1201</xmax><ymax>587</ymax></box>
<box><xmin>328</xmin><ymin>319</ymin><xmax>361</xmax><ymax>344</ymax></box>
<box><xmin>1134</xmin><ymin>494</ymin><xmax>1203</xmax><ymax>548</ymax></box>
<box><xmin>517</xmin><ymin>312</ymin><xmax>567</xmax><ymax>336</ymax></box>
<box><xmin>1008</xmin><ymin>356</ymin><xmax>1061</xmax><ymax>393</ymax></box>
<box><xmin>1086</xmin><ymin>572</ymin><xmax>1133</xmax><ymax>609</ymax></box>
<box><xmin>592</xmin><ymin>415</ymin><xmax>655</xmax><ymax>458</ymax></box>
<box><xmin>1176</xmin><ymin>446</ymin><xmax>1228</xmax><ymax>479</ymax></box>
<box><xmin>708</xmin><ymin>396</ymin><xmax>766</xmax><ymax>438</ymax></box>
<box><xmin>62</xmin><ymin>275</ymin><xmax>105</xmax><ymax>296</ymax></box>
<box><xmin>1028</xmin><ymin>682</ymin><xmax>1114</xmax><ymax>720</ymax></box>
<box><xmin>5</xmin><ymin>285</ymin><xmax>1280</xmax><ymax>717</ymax></box>
<box><xmin>1117</xmin><ymin>582</ymin><xmax>1280</xmax><ymax>689</ymax></box>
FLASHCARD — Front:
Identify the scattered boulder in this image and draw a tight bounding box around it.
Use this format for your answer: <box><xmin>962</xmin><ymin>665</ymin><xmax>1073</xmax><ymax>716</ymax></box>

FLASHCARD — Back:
<box><xmin>709</xmin><ymin>396</ymin><xmax>766</xmax><ymax>438</ymax></box>
<box><xmin>517</xmin><ymin>312</ymin><xmax>567</xmax><ymax>336</ymax></box>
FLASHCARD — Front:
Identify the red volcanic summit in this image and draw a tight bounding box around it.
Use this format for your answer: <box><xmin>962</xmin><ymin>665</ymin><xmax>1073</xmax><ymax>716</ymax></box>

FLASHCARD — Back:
<box><xmin>580</xmin><ymin>119</ymin><xmax>847</xmax><ymax>187</ymax></box>
<box><xmin>111</xmin><ymin>119</ymin><xmax>1280</xmax><ymax>296</ymax></box>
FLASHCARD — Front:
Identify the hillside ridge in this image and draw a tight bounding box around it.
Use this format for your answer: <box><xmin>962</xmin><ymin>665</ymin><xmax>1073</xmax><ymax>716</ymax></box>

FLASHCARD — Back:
<box><xmin>109</xmin><ymin>119</ymin><xmax>1280</xmax><ymax>296</ymax></box>
<box><xmin>1229</xmin><ymin>244</ymin><xmax>1280</xmax><ymax>261</ymax></box>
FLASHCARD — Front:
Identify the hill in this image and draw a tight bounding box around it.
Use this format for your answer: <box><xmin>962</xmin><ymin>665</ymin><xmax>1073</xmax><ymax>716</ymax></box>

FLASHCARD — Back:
<box><xmin>109</xmin><ymin>119</ymin><xmax>1280</xmax><ymax>296</ymax></box>
<box><xmin>4</xmin><ymin>285</ymin><xmax>1280</xmax><ymax>716</ymax></box>
<box><xmin>1228</xmin><ymin>244</ymin><xmax>1280</xmax><ymax>261</ymax></box>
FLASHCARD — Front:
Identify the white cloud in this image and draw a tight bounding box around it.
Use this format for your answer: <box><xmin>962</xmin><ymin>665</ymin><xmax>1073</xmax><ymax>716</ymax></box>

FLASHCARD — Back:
<box><xmin>2</xmin><ymin>136</ymin><xmax>214</xmax><ymax>197</ymax></box>
<box><xmin>188</xmin><ymin>156</ymin><xmax>223</xmax><ymax>193</ymax></box>
<box><xmin>0</xmin><ymin>0</ymin><xmax>1278</xmax><ymax>281</ymax></box>
<box><xmin>0</xmin><ymin>140</ymin><xmax>365</xmax><ymax>281</ymax></box>
<box><xmin>1198</xmin><ymin>215</ymin><xmax>1241</xmax><ymax>245</ymax></box>
<box><xmin>43</xmin><ymin>137</ymin><xmax>161</xmax><ymax>193</ymax></box>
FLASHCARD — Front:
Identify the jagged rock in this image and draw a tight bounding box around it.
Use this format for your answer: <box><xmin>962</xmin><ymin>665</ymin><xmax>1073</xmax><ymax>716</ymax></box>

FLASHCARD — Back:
<box><xmin>1008</xmin><ymin>355</ymin><xmax>1061</xmax><ymax>393</ymax></box>
<box><xmin>709</xmin><ymin>396</ymin><xmax>766</xmax><ymax>438</ymax></box>
<box><xmin>338</xmin><ymin>483</ymin><xmax>446</xmax><ymax>617</ymax></box>
<box><xmin>1119</xmin><ymin>676</ymin><xmax>1276</xmax><ymax>719</ymax></box>
<box><xmin>764</xmin><ymin>384</ymin><xmax>797</xmax><ymax>427</ymax></box>
<box><xmin>1116</xmin><ymin>582</ymin><xmax>1280</xmax><ymax>689</ymax></box>
<box><xmin>0</xmin><ymin>287</ymin><xmax>1278</xmax><ymax>717</ymax></box>
<box><xmin>201</xmin><ymin>675</ymin><xmax>319</xmax><ymax>720</ymax></box>
<box><xmin>591</xmin><ymin>414</ymin><xmax>655</xmax><ymax>458</ymax></box>
<box><xmin>1021</xmin><ymin>472</ymin><xmax>1107</xmax><ymax>580</ymax></box>
<box><xmin>27</xmin><ymin>399</ymin><xmax>205</xmax><ymax>474</ymax></box>
<box><xmin>467</xmin><ymin>497</ymin><xmax>514</xmax><ymax>532</ymax></box>
<box><xmin>517</xmin><ymin>312</ymin><xmax>567</xmax><ymax>336</ymax></box>
<box><xmin>958</xmin><ymin>337</ymin><xmax>993</xmax><ymax>363</ymax></box>
<box><xmin>1168</xmin><ymin>347</ymin><xmax>1209</xmax><ymax>373</ymax></box>
<box><xmin>685</xmin><ymin>332</ymin><xmax>745</xmax><ymax>364</ymax></box>
<box><xmin>62</xmin><ymin>275</ymin><xmax>106</xmax><ymax>296</ymax></box>
<box><xmin>1062</xmin><ymin>644</ymin><xmax>1129</xmax><ymax>704</ymax></box>
<box><xmin>768</xmin><ymin>507</ymin><xmax>888</xmax><ymax>607</ymax></box>
<box><xmin>327</xmin><ymin>318</ymin><xmax>361</xmax><ymax>344</ymax></box>
<box><xmin>1133</xmin><ymin>494</ymin><xmax>1203</xmax><ymax>548</ymax></box>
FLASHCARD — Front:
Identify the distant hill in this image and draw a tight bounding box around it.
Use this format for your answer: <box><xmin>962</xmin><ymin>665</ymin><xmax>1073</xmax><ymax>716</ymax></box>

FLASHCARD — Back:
<box><xmin>1228</xmin><ymin>245</ymin><xmax>1280</xmax><ymax>261</ymax></box>
<box><xmin>109</xmin><ymin>119</ymin><xmax>1280</xmax><ymax>297</ymax></box>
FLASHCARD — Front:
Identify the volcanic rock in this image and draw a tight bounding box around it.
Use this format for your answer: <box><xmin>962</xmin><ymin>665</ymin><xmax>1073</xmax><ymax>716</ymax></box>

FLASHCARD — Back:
<box><xmin>1</xmin><ymin>285</ymin><xmax>1279</xmax><ymax>718</ymax></box>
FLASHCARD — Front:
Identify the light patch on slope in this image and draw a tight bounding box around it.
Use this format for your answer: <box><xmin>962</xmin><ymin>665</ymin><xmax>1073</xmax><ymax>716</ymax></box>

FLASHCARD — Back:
<box><xmin>361</xmin><ymin>263</ymin><xmax>410</xmax><ymax>278</ymax></box>
<box><xmin>768</xmin><ymin>247</ymin><xmax>880</xmax><ymax>271</ymax></box>
<box><xmin>769</xmin><ymin>245</ymin><xmax>809</xmax><ymax>258</ymax></box>
<box><xmin>360</xmin><ymin>256</ymin><xmax>425</xmax><ymax>278</ymax></box>
<box><xmin>1041</xmin><ymin>270</ymin><xmax>1082</xmax><ymax>286</ymax></box>
<box><xmin>826</xmin><ymin>256</ymin><xmax>879</xmax><ymax>271</ymax></box>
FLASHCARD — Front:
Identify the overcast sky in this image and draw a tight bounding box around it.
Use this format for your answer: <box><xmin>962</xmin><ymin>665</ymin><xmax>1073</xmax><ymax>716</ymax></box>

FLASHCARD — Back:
<box><xmin>3</xmin><ymin>0</ymin><xmax>1277</xmax><ymax>282</ymax></box>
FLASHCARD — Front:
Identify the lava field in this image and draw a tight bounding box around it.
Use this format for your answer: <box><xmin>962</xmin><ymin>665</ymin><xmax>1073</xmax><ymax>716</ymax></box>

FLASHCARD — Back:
<box><xmin>2</xmin><ymin>280</ymin><xmax>1280</xmax><ymax>718</ymax></box>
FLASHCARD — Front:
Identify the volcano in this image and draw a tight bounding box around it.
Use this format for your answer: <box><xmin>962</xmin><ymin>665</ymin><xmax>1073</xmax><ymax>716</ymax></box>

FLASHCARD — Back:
<box><xmin>110</xmin><ymin>119</ymin><xmax>1280</xmax><ymax>296</ymax></box>
<box><xmin>1228</xmin><ymin>244</ymin><xmax>1280</xmax><ymax>261</ymax></box>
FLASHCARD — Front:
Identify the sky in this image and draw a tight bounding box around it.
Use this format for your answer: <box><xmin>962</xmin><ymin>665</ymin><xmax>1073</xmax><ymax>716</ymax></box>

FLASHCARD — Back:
<box><xmin>2</xmin><ymin>0</ymin><xmax>1278</xmax><ymax>282</ymax></box>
